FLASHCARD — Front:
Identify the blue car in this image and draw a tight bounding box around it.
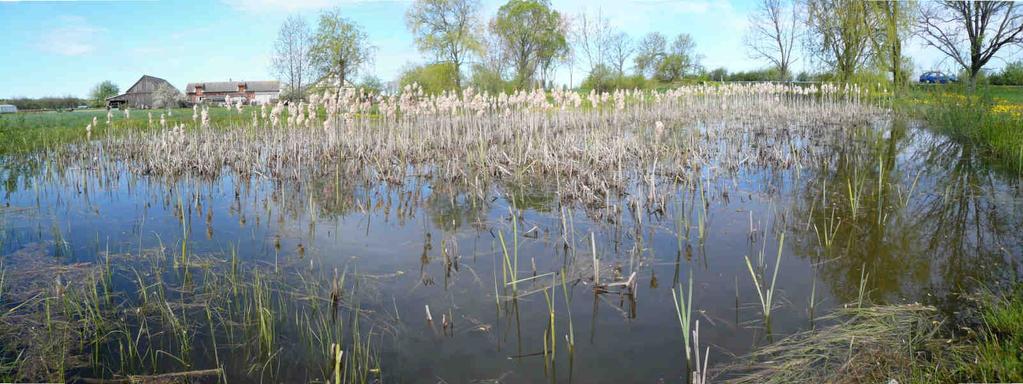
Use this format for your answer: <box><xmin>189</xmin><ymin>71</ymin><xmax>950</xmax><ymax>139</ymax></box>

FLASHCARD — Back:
<box><xmin>919</xmin><ymin>71</ymin><xmax>957</xmax><ymax>84</ymax></box>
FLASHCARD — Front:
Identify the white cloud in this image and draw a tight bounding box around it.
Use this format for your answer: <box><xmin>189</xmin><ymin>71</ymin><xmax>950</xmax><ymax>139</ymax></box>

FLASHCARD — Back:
<box><xmin>36</xmin><ymin>15</ymin><xmax>102</xmax><ymax>56</ymax></box>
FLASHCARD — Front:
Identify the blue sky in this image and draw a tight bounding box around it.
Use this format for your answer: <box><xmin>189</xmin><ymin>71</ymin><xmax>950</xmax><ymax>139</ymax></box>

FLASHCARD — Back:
<box><xmin>1</xmin><ymin>0</ymin><xmax>1017</xmax><ymax>98</ymax></box>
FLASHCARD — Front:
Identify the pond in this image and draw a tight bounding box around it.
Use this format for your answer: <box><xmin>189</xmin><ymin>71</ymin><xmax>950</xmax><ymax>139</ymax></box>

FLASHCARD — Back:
<box><xmin>1</xmin><ymin>86</ymin><xmax>1020</xmax><ymax>383</ymax></box>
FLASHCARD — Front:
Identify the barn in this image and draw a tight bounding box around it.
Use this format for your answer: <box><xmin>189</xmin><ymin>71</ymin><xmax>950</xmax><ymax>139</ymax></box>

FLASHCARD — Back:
<box><xmin>106</xmin><ymin>75</ymin><xmax>179</xmax><ymax>109</ymax></box>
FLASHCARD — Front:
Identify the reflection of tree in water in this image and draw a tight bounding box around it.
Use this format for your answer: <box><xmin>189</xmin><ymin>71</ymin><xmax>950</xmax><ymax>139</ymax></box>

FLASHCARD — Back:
<box><xmin>911</xmin><ymin>134</ymin><xmax>1022</xmax><ymax>303</ymax></box>
<box><xmin>505</xmin><ymin>178</ymin><xmax>557</xmax><ymax>213</ymax></box>
<box><xmin>1</xmin><ymin>156</ymin><xmax>63</xmax><ymax>198</ymax></box>
<box><xmin>788</xmin><ymin>120</ymin><xmax>1023</xmax><ymax>306</ymax></box>
<box><xmin>424</xmin><ymin>182</ymin><xmax>491</xmax><ymax>233</ymax></box>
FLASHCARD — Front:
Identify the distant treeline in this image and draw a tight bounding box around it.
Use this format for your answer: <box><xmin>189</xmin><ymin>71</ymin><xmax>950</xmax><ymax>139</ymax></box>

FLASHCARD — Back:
<box><xmin>0</xmin><ymin>96</ymin><xmax>87</xmax><ymax>111</ymax></box>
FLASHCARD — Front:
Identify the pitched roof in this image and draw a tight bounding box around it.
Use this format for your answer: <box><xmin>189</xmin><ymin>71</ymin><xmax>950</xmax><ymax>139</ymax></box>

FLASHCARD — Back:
<box><xmin>106</xmin><ymin>75</ymin><xmax>177</xmax><ymax>100</ymax></box>
<box><xmin>186</xmin><ymin>81</ymin><xmax>280</xmax><ymax>93</ymax></box>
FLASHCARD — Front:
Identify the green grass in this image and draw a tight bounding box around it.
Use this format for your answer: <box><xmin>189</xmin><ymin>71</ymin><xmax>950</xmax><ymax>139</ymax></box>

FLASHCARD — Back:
<box><xmin>985</xmin><ymin>85</ymin><xmax>1023</xmax><ymax>104</ymax></box>
<box><xmin>0</xmin><ymin>107</ymin><xmax>259</xmax><ymax>155</ymax></box>
<box><xmin>905</xmin><ymin>84</ymin><xmax>1023</xmax><ymax>173</ymax></box>
<box><xmin>964</xmin><ymin>286</ymin><xmax>1023</xmax><ymax>382</ymax></box>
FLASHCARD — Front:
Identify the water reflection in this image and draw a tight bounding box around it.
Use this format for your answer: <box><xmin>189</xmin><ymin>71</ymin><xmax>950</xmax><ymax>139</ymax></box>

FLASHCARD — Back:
<box><xmin>0</xmin><ymin>120</ymin><xmax>1021</xmax><ymax>383</ymax></box>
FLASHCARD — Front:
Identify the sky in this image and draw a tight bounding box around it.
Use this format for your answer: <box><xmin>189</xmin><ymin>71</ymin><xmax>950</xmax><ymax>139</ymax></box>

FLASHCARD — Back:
<box><xmin>0</xmin><ymin>0</ymin><xmax>1019</xmax><ymax>99</ymax></box>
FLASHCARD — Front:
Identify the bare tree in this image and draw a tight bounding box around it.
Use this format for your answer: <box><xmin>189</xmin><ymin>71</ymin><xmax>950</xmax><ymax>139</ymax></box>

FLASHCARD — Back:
<box><xmin>273</xmin><ymin>15</ymin><xmax>313</xmax><ymax>101</ymax></box>
<box><xmin>572</xmin><ymin>9</ymin><xmax>612</xmax><ymax>74</ymax></box>
<box><xmin>744</xmin><ymin>0</ymin><xmax>800</xmax><ymax>80</ymax></box>
<box><xmin>406</xmin><ymin>0</ymin><xmax>483</xmax><ymax>89</ymax></box>
<box><xmin>607</xmin><ymin>32</ymin><xmax>634</xmax><ymax>75</ymax></box>
<box><xmin>917</xmin><ymin>1</ymin><xmax>1023</xmax><ymax>86</ymax></box>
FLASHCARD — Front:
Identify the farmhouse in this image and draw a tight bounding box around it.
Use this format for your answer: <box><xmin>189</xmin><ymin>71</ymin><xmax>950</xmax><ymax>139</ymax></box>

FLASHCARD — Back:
<box><xmin>106</xmin><ymin>75</ymin><xmax>178</xmax><ymax>109</ymax></box>
<box><xmin>185</xmin><ymin>80</ymin><xmax>280</xmax><ymax>105</ymax></box>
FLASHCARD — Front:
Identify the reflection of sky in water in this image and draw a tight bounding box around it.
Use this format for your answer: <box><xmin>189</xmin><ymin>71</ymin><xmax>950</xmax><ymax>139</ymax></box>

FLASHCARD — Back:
<box><xmin>1</xmin><ymin>121</ymin><xmax>1021</xmax><ymax>383</ymax></box>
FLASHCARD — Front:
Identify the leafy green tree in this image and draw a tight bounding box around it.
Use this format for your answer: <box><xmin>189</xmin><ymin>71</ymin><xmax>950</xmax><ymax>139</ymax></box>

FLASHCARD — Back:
<box><xmin>491</xmin><ymin>0</ymin><xmax>568</xmax><ymax>88</ymax></box>
<box><xmin>866</xmin><ymin>0</ymin><xmax>915</xmax><ymax>88</ymax></box>
<box><xmin>654</xmin><ymin>34</ymin><xmax>700</xmax><ymax>82</ymax></box>
<box><xmin>89</xmin><ymin>81</ymin><xmax>119</xmax><ymax>107</ymax></box>
<box><xmin>805</xmin><ymin>0</ymin><xmax>872</xmax><ymax>82</ymax></box>
<box><xmin>634</xmin><ymin>32</ymin><xmax>667</xmax><ymax>77</ymax></box>
<box><xmin>357</xmin><ymin>74</ymin><xmax>385</xmax><ymax>95</ymax></box>
<box><xmin>309</xmin><ymin>9</ymin><xmax>374</xmax><ymax>101</ymax></box>
<box><xmin>655</xmin><ymin>55</ymin><xmax>686</xmax><ymax>82</ymax></box>
<box><xmin>406</xmin><ymin>0</ymin><xmax>482</xmax><ymax>89</ymax></box>
<box><xmin>990</xmin><ymin>61</ymin><xmax>1023</xmax><ymax>85</ymax></box>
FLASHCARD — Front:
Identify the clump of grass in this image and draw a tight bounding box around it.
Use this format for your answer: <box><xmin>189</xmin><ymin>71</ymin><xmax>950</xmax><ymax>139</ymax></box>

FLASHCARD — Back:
<box><xmin>718</xmin><ymin>304</ymin><xmax>941</xmax><ymax>384</ymax></box>
<box><xmin>723</xmin><ymin>283</ymin><xmax>1023</xmax><ymax>384</ymax></box>
<box><xmin>743</xmin><ymin>232</ymin><xmax>784</xmax><ymax>326</ymax></box>
<box><xmin>671</xmin><ymin>271</ymin><xmax>694</xmax><ymax>366</ymax></box>
<box><xmin>963</xmin><ymin>286</ymin><xmax>1023</xmax><ymax>382</ymax></box>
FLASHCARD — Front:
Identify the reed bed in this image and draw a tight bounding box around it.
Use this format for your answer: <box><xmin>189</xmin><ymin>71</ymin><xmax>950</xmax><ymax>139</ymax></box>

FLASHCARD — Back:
<box><xmin>1</xmin><ymin>82</ymin><xmax>907</xmax><ymax>382</ymax></box>
<box><xmin>64</xmin><ymin>83</ymin><xmax>889</xmax><ymax>215</ymax></box>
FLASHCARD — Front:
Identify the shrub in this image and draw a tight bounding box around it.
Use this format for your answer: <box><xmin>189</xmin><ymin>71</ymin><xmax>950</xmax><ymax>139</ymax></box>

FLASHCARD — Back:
<box><xmin>399</xmin><ymin>62</ymin><xmax>460</xmax><ymax>95</ymax></box>
<box><xmin>469</xmin><ymin>64</ymin><xmax>514</xmax><ymax>94</ymax></box>
<box><xmin>727</xmin><ymin>68</ymin><xmax>783</xmax><ymax>82</ymax></box>
<box><xmin>580</xmin><ymin>65</ymin><xmax>648</xmax><ymax>92</ymax></box>
<box><xmin>0</xmin><ymin>96</ymin><xmax>85</xmax><ymax>111</ymax></box>
<box><xmin>989</xmin><ymin>61</ymin><xmax>1023</xmax><ymax>86</ymax></box>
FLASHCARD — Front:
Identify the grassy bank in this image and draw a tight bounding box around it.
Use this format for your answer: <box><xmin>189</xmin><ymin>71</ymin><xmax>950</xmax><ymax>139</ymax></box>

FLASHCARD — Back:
<box><xmin>0</xmin><ymin>107</ymin><xmax>258</xmax><ymax>155</ymax></box>
<box><xmin>721</xmin><ymin>283</ymin><xmax>1023</xmax><ymax>383</ymax></box>
<box><xmin>906</xmin><ymin>85</ymin><xmax>1023</xmax><ymax>173</ymax></box>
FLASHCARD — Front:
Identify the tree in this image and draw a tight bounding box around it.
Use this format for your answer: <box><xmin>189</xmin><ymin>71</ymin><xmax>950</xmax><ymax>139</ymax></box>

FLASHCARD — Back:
<box><xmin>804</xmin><ymin>0</ymin><xmax>873</xmax><ymax>82</ymax></box>
<box><xmin>89</xmin><ymin>81</ymin><xmax>119</xmax><ymax>107</ymax></box>
<box><xmin>309</xmin><ymin>9</ymin><xmax>374</xmax><ymax>102</ymax></box>
<box><xmin>536</xmin><ymin>14</ymin><xmax>570</xmax><ymax>86</ymax></box>
<box><xmin>866</xmin><ymin>1</ymin><xmax>915</xmax><ymax>87</ymax></box>
<box><xmin>357</xmin><ymin>74</ymin><xmax>385</xmax><ymax>95</ymax></box>
<box><xmin>491</xmin><ymin>0</ymin><xmax>568</xmax><ymax>88</ymax></box>
<box><xmin>607</xmin><ymin>32</ymin><xmax>634</xmax><ymax>75</ymax></box>
<box><xmin>152</xmin><ymin>84</ymin><xmax>182</xmax><ymax>110</ymax></box>
<box><xmin>654</xmin><ymin>34</ymin><xmax>700</xmax><ymax>82</ymax></box>
<box><xmin>634</xmin><ymin>32</ymin><xmax>667</xmax><ymax>77</ymax></box>
<box><xmin>572</xmin><ymin>9</ymin><xmax>612</xmax><ymax>74</ymax></box>
<box><xmin>405</xmin><ymin>0</ymin><xmax>483</xmax><ymax>89</ymax></box>
<box><xmin>744</xmin><ymin>0</ymin><xmax>800</xmax><ymax>80</ymax></box>
<box><xmin>917</xmin><ymin>1</ymin><xmax>1023</xmax><ymax>87</ymax></box>
<box><xmin>272</xmin><ymin>15</ymin><xmax>314</xmax><ymax>101</ymax></box>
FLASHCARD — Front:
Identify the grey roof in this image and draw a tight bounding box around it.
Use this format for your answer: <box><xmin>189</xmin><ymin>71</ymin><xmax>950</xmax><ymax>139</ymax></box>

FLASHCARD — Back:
<box><xmin>107</xmin><ymin>75</ymin><xmax>177</xmax><ymax>101</ymax></box>
<box><xmin>186</xmin><ymin>81</ymin><xmax>280</xmax><ymax>93</ymax></box>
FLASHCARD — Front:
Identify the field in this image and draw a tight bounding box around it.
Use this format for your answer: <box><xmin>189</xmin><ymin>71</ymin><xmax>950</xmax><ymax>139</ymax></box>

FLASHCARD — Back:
<box><xmin>0</xmin><ymin>107</ymin><xmax>259</xmax><ymax>155</ymax></box>
<box><xmin>1</xmin><ymin>83</ymin><xmax>1022</xmax><ymax>383</ymax></box>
